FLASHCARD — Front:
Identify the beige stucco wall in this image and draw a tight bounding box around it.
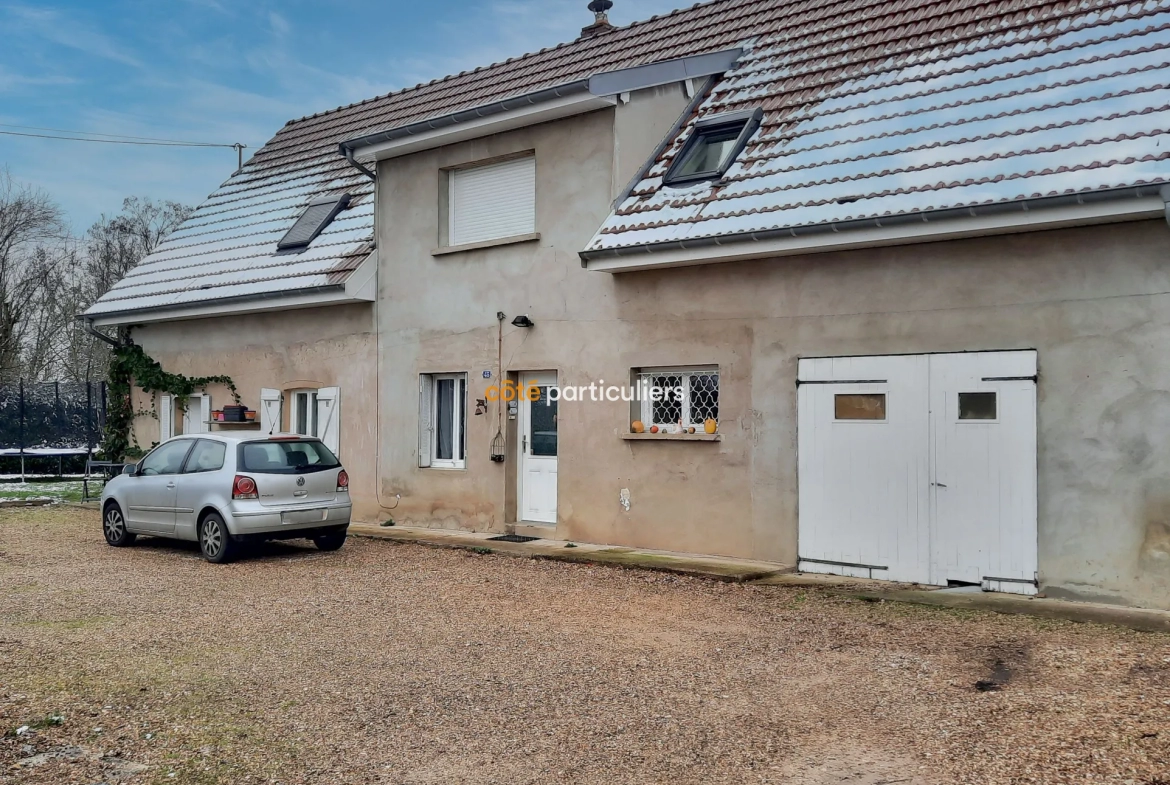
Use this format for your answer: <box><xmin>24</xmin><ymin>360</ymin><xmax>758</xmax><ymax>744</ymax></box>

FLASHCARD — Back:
<box><xmin>117</xmin><ymin>81</ymin><xmax>1170</xmax><ymax>610</ymax></box>
<box><xmin>373</xmin><ymin>80</ymin><xmax>1170</xmax><ymax>609</ymax></box>
<box><xmin>127</xmin><ymin>302</ymin><xmax>382</xmax><ymax>521</ymax></box>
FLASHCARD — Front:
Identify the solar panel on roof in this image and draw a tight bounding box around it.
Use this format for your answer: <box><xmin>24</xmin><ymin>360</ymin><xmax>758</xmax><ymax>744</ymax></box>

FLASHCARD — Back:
<box><xmin>277</xmin><ymin>194</ymin><xmax>351</xmax><ymax>251</ymax></box>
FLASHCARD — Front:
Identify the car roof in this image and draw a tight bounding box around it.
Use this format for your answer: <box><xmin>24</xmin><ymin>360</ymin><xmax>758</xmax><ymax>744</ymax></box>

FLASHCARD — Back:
<box><xmin>171</xmin><ymin>433</ymin><xmax>320</xmax><ymax>445</ymax></box>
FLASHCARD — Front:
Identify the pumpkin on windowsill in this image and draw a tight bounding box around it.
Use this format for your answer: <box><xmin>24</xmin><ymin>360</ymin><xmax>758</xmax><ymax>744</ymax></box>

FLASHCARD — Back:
<box><xmin>631</xmin><ymin>420</ymin><xmax>645</xmax><ymax>433</ymax></box>
<box><xmin>704</xmin><ymin>419</ymin><xmax>718</xmax><ymax>434</ymax></box>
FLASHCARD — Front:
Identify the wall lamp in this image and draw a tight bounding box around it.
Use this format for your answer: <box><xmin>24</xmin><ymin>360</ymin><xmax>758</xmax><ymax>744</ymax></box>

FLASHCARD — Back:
<box><xmin>511</xmin><ymin>314</ymin><xmax>535</xmax><ymax>328</ymax></box>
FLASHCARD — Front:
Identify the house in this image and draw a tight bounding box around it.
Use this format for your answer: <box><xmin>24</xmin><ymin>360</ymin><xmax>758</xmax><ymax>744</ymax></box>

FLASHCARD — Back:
<box><xmin>85</xmin><ymin>0</ymin><xmax>1170</xmax><ymax>610</ymax></box>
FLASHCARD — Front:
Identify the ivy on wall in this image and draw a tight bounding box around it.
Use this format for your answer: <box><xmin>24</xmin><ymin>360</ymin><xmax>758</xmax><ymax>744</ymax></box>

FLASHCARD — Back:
<box><xmin>100</xmin><ymin>343</ymin><xmax>240</xmax><ymax>460</ymax></box>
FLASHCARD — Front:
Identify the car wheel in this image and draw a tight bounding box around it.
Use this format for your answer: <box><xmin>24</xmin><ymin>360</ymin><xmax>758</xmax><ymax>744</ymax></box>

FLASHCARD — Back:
<box><xmin>199</xmin><ymin>513</ymin><xmax>236</xmax><ymax>564</ymax></box>
<box><xmin>313</xmin><ymin>530</ymin><xmax>347</xmax><ymax>552</ymax></box>
<box><xmin>102</xmin><ymin>503</ymin><xmax>136</xmax><ymax>547</ymax></box>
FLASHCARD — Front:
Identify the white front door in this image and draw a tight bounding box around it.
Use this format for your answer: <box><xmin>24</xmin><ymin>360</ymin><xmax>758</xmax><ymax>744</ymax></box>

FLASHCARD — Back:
<box><xmin>519</xmin><ymin>371</ymin><xmax>558</xmax><ymax>525</ymax></box>
<box><xmin>798</xmin><ymin>351</ymin><xmax>1038</xmax><ymax>593</ymax></box>
<box><xmin>183</xmin><ymin>394</ymin><xmax>210</xmax><ymax>435</ymax></box>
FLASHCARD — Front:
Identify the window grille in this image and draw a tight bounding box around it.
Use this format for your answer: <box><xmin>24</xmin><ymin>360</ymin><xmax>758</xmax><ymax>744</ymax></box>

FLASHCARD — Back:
<box><xmin>637</xmin><ymin>368</ymin><xmax>719</xmax><ymax>431</ymax></box>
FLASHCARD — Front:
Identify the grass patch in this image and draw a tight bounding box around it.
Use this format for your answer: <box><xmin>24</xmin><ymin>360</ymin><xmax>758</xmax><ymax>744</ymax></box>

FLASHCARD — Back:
<box><xmin>0</xmin><ymin>481</ymin><xmax>86</xmax><ymax>504</ymax></box>
<box><xmin>24</xmin><ymin>615</ymin><xmax>114</xmax><ymax>630</ymax></box>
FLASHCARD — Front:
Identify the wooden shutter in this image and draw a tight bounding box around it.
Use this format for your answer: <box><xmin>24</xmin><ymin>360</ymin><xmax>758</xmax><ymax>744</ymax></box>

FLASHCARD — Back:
<box><xmin>449</xmin><ymin>156</ymin><xmax>535</xmax><ymax>246</ymax></box>
<box><xmin>260</xmin><ymin>388</ymin><xmax>282</xmax><ymax>435</ymax></box>
<box><xmin>316</xmin><ymin>387</ymin><xmax>340</xmax><ymax>456</ymax></box>
<box><xmin>159</xmin><ymin>395</ymin><xmax>174</xmax><ymax>441</ymax></box>
<box><xmin>418</xmin><ymin>375</ymin><xmax>434</xmax><ymax>468</ymax></box>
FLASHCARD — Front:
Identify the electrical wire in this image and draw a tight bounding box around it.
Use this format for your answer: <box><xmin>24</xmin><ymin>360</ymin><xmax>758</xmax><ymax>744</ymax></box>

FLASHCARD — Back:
<box><xmin>0</xmin><ymin>127</ymin><xmax>242</xmax><ymax>149</ymax></box>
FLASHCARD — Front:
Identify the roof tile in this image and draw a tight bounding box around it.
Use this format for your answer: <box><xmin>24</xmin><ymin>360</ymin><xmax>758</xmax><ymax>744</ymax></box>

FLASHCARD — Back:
<box><xmin>587</xmin><ymin>0</ymin><xmax>1170</xmax><ymax>253</ymax></box>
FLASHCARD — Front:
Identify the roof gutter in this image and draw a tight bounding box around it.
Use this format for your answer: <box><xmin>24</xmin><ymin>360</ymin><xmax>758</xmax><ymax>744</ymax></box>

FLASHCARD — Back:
<box><xmin>84</xmin><ymin>283</ymin><xmax>348</xmax><ymax>328</ymax></box>
<box><xmin>338</xmin><ymin>48</ymin><xmax>744</xmax><ymax>162</ymax></box>
<box><xmin>340</xmin><ymin>80</ymin><xmax>592</xmax><ymax>158</ymax></box>
<box><xmin>82</xmin><ymin>318</ymin><xmax>122</xmax><ymax>347</ymax></box>
<box><xmin>580</xmin><ymin>184</ymin><xmax>1170</xmax><ymax>271</ymax></box>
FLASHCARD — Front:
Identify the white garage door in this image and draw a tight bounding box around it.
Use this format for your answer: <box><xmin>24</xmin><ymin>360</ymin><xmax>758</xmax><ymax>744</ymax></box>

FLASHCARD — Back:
<box><xmin>797</xmin><ymin>351</ymin><xmax>1037</xmax><ymax>594</ymax></box>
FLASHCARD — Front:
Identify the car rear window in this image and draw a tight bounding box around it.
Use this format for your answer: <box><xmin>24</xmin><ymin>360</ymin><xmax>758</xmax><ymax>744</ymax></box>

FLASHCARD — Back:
<box><xmin>238</xmin><ymin>440</ymin><xmax>341</xmax><ymax>474</ymax></box>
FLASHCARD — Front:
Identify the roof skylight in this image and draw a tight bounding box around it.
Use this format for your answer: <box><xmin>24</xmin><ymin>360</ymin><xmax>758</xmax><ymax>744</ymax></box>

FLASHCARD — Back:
<box><xmin>663</xmin><ymin>109</ymin><xmax>762</xmax><ymax>187</ymax></box>
<box><xmin>277</xmin><ymin>194</ymin><xmax>351</xmax><ymax>251</ymax></box>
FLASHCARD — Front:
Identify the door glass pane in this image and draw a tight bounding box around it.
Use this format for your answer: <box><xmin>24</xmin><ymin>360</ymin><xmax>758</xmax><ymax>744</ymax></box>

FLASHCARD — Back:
<box><xmin>295</xmin><ymin>393</ymin><xmax>308</xmax><ymax>435</ymax></box>
<box><xmin>959</xmin><ymin>391</ymin><xmax>997</xmax><ymax>420</ymax></box>
<box><xmin>310</xmin><ymin>393</ymin><xmax>319</xmax><ymax>437</ymax></box>
<box><xmin>835</xmin><ymin>393</ymin><xmax>886</xmax><ymax>421</ymax></box>
<box><xmin>530</xmin><ymin>388</ymin><xmax>557</xmax><ymax>457</ymax></box>
<box><xmin>435</xmin><ymin>379</ymin><xmax>454</xmax><ymax>461</ymax></box>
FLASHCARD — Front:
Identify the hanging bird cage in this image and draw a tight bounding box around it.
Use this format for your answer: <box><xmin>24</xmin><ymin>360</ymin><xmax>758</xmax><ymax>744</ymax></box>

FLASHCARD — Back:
<box><xmin>490</xmin><ymin>430</ymin><xmax>506</xmax><ymax>463</ymax></box>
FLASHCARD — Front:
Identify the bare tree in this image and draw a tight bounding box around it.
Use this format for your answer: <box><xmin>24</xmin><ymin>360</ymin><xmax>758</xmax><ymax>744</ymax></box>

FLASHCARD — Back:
<box><xmin>83</xmin><ymin>197</ymin><xmax>192</xmax><ymax>306</ymax></box>
<box><xmin>0</xmin><ymin>170</ymin><xmax>66</xmax><ymax>382</ymax></box>
<box><xmin>0</xmin><ymin>176</ymin><xmax>192</xmax><ymax>383</ymax></box>
<box><xmin>51</xmin><ymin>197</ymin><xmax>193</xmax><ymax>381</ymax></box>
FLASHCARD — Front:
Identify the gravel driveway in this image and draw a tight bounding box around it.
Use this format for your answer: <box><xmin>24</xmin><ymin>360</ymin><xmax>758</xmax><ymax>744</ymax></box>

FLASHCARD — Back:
<box><xmin>1</xmin><ymin>508</ymin><xmax>1167</xmax><ymax>784</ymax></box>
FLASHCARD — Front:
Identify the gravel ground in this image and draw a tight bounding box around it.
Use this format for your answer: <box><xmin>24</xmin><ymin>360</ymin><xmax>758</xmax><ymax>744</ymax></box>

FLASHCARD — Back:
<box><xmin>1</xmin><ymin>508</ymin><xmax>1167</xmax><ymax>785</ymax></box>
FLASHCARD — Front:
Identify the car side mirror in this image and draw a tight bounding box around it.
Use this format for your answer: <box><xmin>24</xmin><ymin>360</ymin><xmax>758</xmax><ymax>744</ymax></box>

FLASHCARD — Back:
<box><xmin>123</xmin><ymin>463</ymin><xmax>139</xmax><ymax>477</ymax></box>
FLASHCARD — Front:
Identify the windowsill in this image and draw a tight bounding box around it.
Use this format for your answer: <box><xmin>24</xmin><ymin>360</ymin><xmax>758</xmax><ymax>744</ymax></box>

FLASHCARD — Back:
<box><xmin>426</xmin><ymin>464</ymin><xmax>467</xmax><ymax>471</ymax></box>
<box><xmin>432</xmin><ymin>232</ymin><xmax>540</xmax><ymax>256</ymax></box>
<box><xmin>622</xmin><ymin>433</ymin><xmax>721</xmax><ymax>442</ymax></box>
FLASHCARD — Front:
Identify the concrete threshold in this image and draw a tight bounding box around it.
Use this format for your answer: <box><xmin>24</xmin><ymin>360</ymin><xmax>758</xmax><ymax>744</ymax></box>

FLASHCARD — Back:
<box><xmin>350</xmin><ymin>523</ymin><xmax>1170</xmax><ymax>633</ymax></box>
<box><xmin>347</xmin><ymin>523</ymin><xmax>786</xmax><ymax>582</ymax></box>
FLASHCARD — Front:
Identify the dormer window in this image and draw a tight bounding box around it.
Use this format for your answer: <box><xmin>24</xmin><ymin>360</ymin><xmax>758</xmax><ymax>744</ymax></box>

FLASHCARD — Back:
<box><xmin>663</xmin><ymin>109</ymin><xmax>763</xmax><ymax>187</ymax></box>
<box><xmin>277</xmin><ymin>194</ymin><xmax>351</xmax><ymax>251</ymax></box>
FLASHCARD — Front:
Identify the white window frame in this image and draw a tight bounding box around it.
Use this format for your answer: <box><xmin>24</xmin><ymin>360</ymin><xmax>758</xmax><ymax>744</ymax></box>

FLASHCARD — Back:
<box><xmin>637</xmin><ymin>366</ymin><xmax>720</xmax><ymax>431</ymax></box>
<box><xmin>421</xmin><ymin>373</ymin><xmax>467</xmax><ymax>470</ymax></box>
<box><xmin>289</xmin><ymin>389</ymin><xmax>319</xmax><ymax>437</ymax></box>
<box><xmin>447</xmin><ymin>155</ymin><xmax>536</xmax><ymax>247</ymax></box>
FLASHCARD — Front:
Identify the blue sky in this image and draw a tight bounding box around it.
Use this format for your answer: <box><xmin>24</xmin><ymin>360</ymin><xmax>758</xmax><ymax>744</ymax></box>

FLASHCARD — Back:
<box><xmin>0</xmin><ymin>0</ymin><xmax>686</xmax><ymax>233</ymax></box>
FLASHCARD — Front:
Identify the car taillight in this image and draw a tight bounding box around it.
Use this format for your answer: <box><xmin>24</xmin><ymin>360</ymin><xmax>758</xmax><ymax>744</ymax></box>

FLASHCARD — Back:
<box><xmin>233</xmin><ymin>475</ymin><xmax>258</xmax><ymax>500</ymax></box>
<box><xmin>336</xmin><ymin>470</ymin><xmax>349</xmax><ymax>493</ymax></box>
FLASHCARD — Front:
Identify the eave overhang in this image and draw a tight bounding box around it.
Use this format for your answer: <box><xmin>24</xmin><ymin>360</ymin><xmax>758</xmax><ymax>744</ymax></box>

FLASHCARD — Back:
<box><xmin>84</xmin><ymin>253</ymin><xmax>377</xmax><ymax>328</ymax></box>
<box><xmin>580</xmin><ymin>186</ymin><xmax>1170</xmax><ymax>273</ymax></box>
<box><xmin>338</xmin><ymin>48</ymin><xmax>744</xmax><ymax>162</ymax></box>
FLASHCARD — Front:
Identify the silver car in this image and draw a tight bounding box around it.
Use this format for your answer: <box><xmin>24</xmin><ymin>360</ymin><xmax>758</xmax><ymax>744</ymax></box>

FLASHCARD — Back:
<box><xmin>100</xmin><ymin>433</ymin><xmax>351</xmax><ymax>563</ymax></box>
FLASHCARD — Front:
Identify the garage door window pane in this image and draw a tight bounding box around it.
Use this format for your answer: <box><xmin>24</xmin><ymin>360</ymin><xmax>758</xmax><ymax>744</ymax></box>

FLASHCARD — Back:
<box><xmin>835</xmin><ymin>393</ymin><xmax>886</xmax><ymax>421</ymax></box>
<box><xmin>959</xmin><ymin>392</ymin><xmax>997</xmax><ymax>420</ymax></box>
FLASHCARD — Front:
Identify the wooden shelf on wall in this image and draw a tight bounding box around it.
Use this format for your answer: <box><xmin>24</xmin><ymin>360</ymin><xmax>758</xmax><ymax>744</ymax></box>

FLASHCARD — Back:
<box><xmin>621</xmin><ymin>433</ymin><xmax>721</xmax><ymax>442</ymax></box>
<box><xmin>211</xmin><ymin>422</ymin><xmax>261</xmax><ymax>430</ymax></box>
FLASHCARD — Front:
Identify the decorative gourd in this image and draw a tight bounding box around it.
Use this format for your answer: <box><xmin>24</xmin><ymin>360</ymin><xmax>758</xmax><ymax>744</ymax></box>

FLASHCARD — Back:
<box><xmin>704</xmin><ymin>419</ymin><xmax>718</xmax><ymax>434</ymax></box>
<box><xmin>688</xmin><ymin>427</ymin><xmax>696</xmax><ymax>434</ymax></box>
<box><xmin>631</xmin><ymin>420</ymin><xmax>645</xmax><ymax>433</ymax></box>
<box><xmin>650</xmin><ymin>425</ymin><xmax>659</xmax><ymax>434</ymax></box>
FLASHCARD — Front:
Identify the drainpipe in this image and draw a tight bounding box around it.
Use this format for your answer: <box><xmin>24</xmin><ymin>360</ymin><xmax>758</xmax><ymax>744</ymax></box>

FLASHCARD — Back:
<box><xmin>344</xmin><ymin>148</ymin><xmax>376</xmax><ymax>182</ymax></box>
<box><xmin>82</xmin><ymin>318</ymin><xmax>122</xmax><ymax>348</ymax></box>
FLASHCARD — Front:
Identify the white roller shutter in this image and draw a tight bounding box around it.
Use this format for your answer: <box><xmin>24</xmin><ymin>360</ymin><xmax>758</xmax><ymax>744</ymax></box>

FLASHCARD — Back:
<box><xmin>260</xmin><ymin>388</ymin><xmax>282</xmax><ymax>435</ymax></box>
<box><xmin>418</xmin><ymin>375</ymin><xmax>434</xmax><ymax>468</ymax></box>
<box><xmin>450</xmin><ymin>156</ymin><xmax>535</xmax><ymax>246</ymax></box>
<box><xmin>159</xmin><ymin>395</ymin><xmax>174</xmax><ymax>441</ymax></box>
<box><xmin>316</xmin><ymin>387</ymin><xmax>340</xmax><ymax>456</ymax></box>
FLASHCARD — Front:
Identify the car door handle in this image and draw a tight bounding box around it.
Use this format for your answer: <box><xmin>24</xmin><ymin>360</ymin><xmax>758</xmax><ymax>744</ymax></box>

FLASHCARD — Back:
<box><xmin>166</xmin><ymin>482</ymin><xmax>176</xmax><ymax>489</ymax></box>
<box><xmin>932</xmin><ymin>482</ymin><xmax>947</xmax><ymax>488</ymax></box>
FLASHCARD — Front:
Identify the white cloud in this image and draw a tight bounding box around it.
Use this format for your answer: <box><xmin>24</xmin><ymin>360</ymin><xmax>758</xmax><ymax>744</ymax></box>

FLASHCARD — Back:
<box><xmin>2</xmin><ymin>4</ymin><xmax>143</xmax><ymax>68</ymax></box>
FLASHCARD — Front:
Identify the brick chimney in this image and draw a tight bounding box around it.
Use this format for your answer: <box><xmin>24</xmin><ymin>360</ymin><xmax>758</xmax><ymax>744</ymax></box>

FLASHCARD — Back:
<box><xmin>581</xmin><ymin>0</ymin><xmax>615</xmax><ymax>38</ymax></box>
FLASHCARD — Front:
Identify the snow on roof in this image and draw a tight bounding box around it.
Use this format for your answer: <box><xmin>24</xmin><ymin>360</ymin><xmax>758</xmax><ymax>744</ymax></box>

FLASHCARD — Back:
<box><xmin>586</xmin><ymin>0</ymin><xmax>1170</xmax><ymax>255</ymax></box>
<box><xmin>85</xmin><ymin>0</ymin><xmax>782</xmax><ymax>320</ymax></box>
